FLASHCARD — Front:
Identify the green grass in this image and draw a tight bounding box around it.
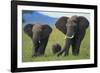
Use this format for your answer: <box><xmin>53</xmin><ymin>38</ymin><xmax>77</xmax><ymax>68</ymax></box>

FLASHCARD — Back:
<box><xmin>22</xmin><ymin>27</ymin><xmax>90</xmax><ymax>62</ymax></box>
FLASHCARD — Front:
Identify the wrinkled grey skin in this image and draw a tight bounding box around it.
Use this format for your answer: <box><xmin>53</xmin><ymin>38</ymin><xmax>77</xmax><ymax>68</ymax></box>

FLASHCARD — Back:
<box><xmin>24</xmin><ymin>24</ymin><xmax>52</xmax><ymax>57</ymax></box>
<box><xmin>55</xmin><ymin>16</ymin><xmax>89</xmax><ymax>56</ymax></box>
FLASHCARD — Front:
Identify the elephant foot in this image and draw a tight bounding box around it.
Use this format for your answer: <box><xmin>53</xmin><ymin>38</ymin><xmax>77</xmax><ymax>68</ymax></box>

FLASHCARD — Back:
<box><xmin>32</xmin><ymin>54</ymin><xmax>37</xmax><ymax>57</ymax></box>
<box><xmin>72</xmin><ymin>50</ymin><xmax>79</xmax><ymax>56</ymax></box>
<box><xmin>32</xmin><ymin>53</ymin><xmax>39</xmax><ymax>57</ymax></box>
<box><xmin>72</xmin><ymin>52</ymin><xmax>79</xmax><ymax>56</ymax></box>
<box><xmin>63</xmin><ymin>53</ymin><xmax>69</xmax><ymax>56</ymax></box>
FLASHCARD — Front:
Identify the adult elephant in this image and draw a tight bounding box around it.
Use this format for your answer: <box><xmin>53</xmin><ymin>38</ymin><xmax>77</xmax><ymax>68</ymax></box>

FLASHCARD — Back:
<box><xmin>55</xmin><ymin>15</ymin><xmax>89</xmax><ymax>56</ymax></box>
<box><xmin>24</xmin><ymin>24</ymin><xmax>52</xmax><ymax>57</ymax></box>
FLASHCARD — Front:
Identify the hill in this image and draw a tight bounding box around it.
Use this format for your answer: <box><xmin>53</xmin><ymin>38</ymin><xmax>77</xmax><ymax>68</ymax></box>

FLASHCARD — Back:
<box><xmin>22</xmin><ymin>11</ymin><xmax>57</xmax><ymax>26</ymax></box>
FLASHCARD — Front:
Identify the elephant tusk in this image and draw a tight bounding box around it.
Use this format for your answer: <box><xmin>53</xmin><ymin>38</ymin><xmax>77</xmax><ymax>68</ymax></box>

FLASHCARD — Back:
<box><xmin>64</xmin><ymin>35</ymin><xmax>74</xmax><ymax>39</ymax></box>
<box><xmin>39</xmin><ymin>40</ymin><xmax>41</xmax><ymax>43</ymax></box>
<box><xmin>64</xmin><ymin>36</ymin><xmax>67</xmax><ymax>39</ymax></box>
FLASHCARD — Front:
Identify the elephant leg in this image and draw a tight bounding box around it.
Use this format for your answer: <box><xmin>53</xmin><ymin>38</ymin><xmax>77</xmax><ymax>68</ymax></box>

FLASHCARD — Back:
<box><xmin>71</xmin><ymin>31</ymin><xmax>86</xmax><ymax>56</ymax></box>
<box><xmin>36</xmin><ymin>37</ymin><xmax>49</xmax><ymax>56</ymax></box>
<box><xmin>72</xmin><ymin>39</ymin><xmax>81</xmax><ymax>56</ymax></box>
<box><xmin>32</xmin><ymin>41</ymin><xmax>39</xmax><ymax>57</ymax></box>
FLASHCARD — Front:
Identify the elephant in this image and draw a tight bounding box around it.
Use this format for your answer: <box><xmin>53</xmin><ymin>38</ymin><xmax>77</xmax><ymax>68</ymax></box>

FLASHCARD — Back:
<box><xmin>24</xmin><ymin>24</ymin><xmax>52</xmax><ymax>57</ymax></box>
<box><xmin>52</xmin><ymin>43</ymin><xmax>61</xmax><ymax>54</ymax></box>
<box><xmin>55</xmin><ymin>15</ymin><xmax>89</xmax><ymax>56</ymax></box>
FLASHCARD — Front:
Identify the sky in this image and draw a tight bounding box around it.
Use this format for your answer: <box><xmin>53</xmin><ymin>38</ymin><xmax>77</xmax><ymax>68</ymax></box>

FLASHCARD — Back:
<box><xmin>22</xmin><ymin>11</ymin><xmax>90</xmax><ymax>26</ymax></box>
<box><xmin>38</xmin><ymin>11</ymin><xmax>90</xmax><ymax>21</ymax></box>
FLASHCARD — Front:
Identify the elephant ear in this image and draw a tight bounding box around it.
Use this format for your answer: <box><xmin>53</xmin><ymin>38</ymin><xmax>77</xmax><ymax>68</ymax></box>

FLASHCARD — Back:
<box><xmin>42</xmin><ymin>25</ymin><xmax>52</xmax><ymax>39</ymax></box>
<box><xmin>55</xmin><ymin>16</ymin><xmax>69</xmax><ymax>35</ymax></box>
<box><xmin>24</xmin><ymin>24</ymin><xmax>34</xmax><ymax>38</ymax></box>
<box><xmin>78</xmin><ymin>16</ymin><xmax>89</xmax><ymax>29</ymax></box>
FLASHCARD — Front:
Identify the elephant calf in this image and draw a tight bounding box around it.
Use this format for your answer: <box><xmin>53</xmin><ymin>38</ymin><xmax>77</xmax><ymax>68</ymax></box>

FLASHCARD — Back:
<box><xmin>24</xmin><ymin>24</ymin><xmax>52</xmax><ymax>57</ymax></box>
<box><xmin>52</xmin><ymin>43</ymin><xmax>61</xmax><ymax>54</ymax></box>
<box><xmin>55</xmin><ymin>15</ymin><xmax>89</xmax><ymax>56</ymax></box>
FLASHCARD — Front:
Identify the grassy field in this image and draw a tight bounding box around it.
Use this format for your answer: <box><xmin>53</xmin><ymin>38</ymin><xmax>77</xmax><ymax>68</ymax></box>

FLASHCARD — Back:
<box><xmin>22</xmin><ymin>27</ymin><xmax>90</xmax><ymax>62</ymax></box>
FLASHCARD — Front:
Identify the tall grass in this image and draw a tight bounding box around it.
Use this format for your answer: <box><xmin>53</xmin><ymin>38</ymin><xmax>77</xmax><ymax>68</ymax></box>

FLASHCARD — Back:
<box><xmin>22</xmin><ymin>27</ymin><xmax>90</xmax><ymax>62</ymax></box>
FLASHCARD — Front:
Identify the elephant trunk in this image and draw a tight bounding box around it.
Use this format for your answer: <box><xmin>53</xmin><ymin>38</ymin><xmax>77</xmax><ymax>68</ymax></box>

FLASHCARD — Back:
<box><xmin>33</xmin><ymin>32</ymin><xmax>41</xmax><ymax>44</ymax></box>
